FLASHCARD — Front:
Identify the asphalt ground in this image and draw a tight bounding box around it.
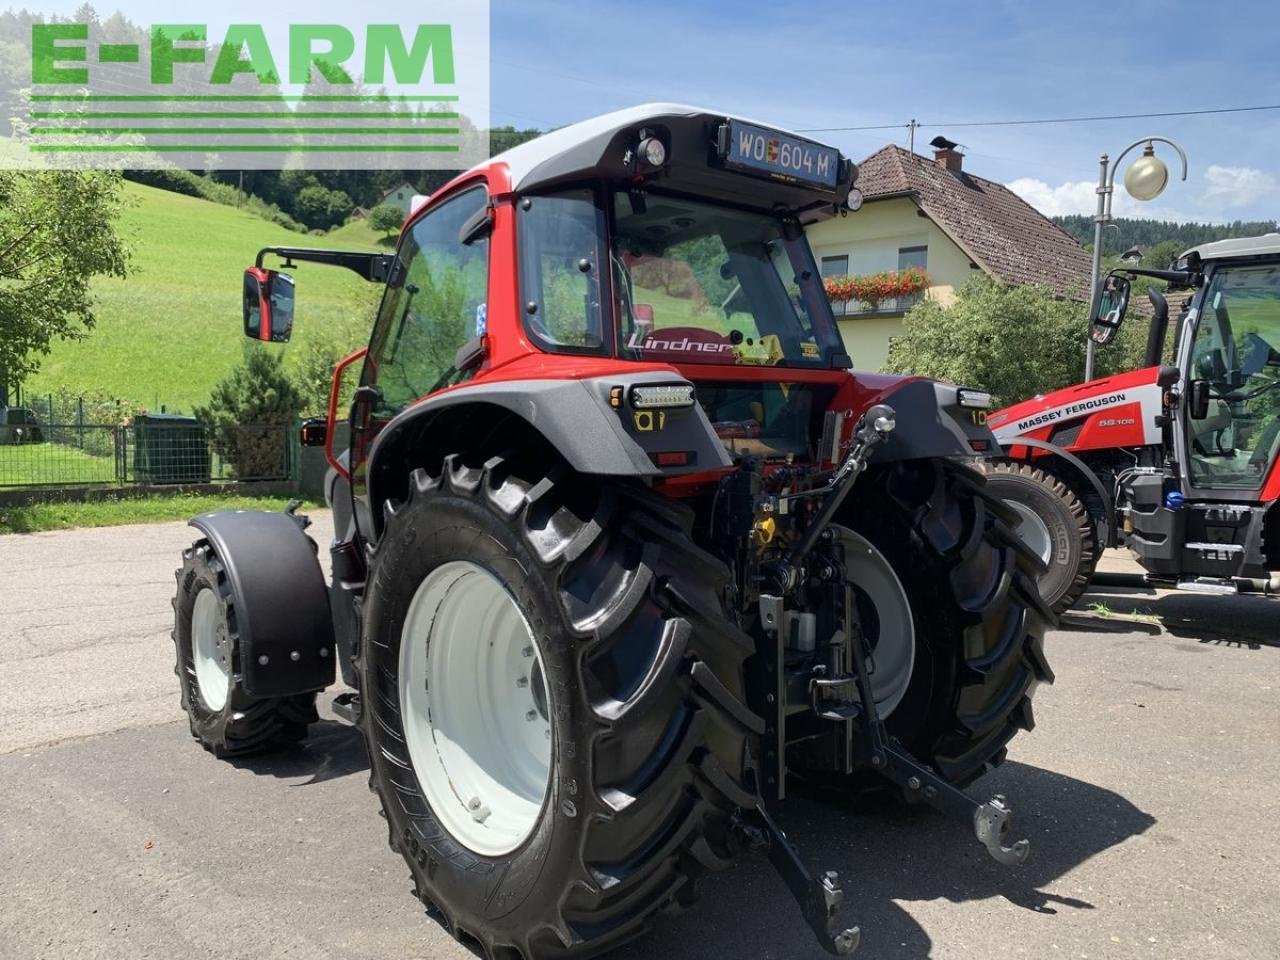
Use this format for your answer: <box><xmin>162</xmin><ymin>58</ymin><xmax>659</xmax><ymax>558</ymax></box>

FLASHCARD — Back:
<box><xmin>1</xmin><ymin>515</ymin><xmax>1277</xmax><ymax>960</ymax></box>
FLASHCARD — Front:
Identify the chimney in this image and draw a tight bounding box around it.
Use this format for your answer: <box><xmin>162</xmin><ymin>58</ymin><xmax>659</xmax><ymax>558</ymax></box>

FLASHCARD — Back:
<box><xmin>929</xmin><ymin>135</ymin><xmax>963</xmax><ymax>172</ymax></box>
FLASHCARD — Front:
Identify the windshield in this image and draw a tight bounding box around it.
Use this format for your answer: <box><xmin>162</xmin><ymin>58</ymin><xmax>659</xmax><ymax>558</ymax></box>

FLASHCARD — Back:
<box><xmin>515</xmin><ymin>189</ymin><xmax>846</xmax><ymax>367</ymax></box>
<box><xmin>612</xmin><ymin>192</ymin><xmax>844</xmax><ymax>367</ymax></box>
<box><xmin>1187</xmin><ymin>264</ymin><xmax>1280</xmax><ymax>489</ymax></box>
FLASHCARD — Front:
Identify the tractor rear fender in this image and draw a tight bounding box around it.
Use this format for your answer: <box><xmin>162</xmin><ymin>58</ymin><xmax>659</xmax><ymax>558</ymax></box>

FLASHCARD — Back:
<box><xmin>868</xmin><ymin>380</ymin><xmax>1002</xmax><ymax>464</ymax></box>
<box><xmin>188</xmin><ymin>510</ymin><xmax>335</xmax><ymax>697</ymax></box>
<box><xmin>997</xmin><ymin>437</ymin><xmax>1117</xmax><ymax>547</ymax></box>
<box><xmin>365</xmin><ymin>372</ymin><xmax>731</xmax><ymax>537</ymax></box>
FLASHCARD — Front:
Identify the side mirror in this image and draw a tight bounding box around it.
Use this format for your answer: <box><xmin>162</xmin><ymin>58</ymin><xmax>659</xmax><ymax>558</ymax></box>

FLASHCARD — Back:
<box><xmin>1189</xmin><ymin>379</ymin><xmax>1212</xmax><ymax>420</ymax></box>
<box><xmin>1089</xmin><ymin>274</ymin><xmax>1131</xmax><ymax>346</ymax></box>
<box><xmin>243</xmin><ymin>267</ymin><xmax>295</xmax><ymax>343</ymax></box>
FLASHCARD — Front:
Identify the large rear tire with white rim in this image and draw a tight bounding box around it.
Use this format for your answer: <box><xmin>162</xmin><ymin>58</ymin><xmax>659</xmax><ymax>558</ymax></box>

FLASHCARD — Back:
<box><xmin>358</xmin><ymin>452</ymin><xmax>760</xmax><ymax>960</ymax></box>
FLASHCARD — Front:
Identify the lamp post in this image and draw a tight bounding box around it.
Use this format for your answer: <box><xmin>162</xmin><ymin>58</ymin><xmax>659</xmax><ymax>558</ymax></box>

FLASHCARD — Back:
<box><xmin>1083</xmin><ymin>137</ymin><xmax>1188</xmax><ymax>381</ymax></box>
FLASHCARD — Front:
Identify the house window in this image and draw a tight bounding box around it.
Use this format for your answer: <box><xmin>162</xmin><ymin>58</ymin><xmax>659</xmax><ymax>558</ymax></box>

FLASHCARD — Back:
<box><xmin>822</xmin><ymin>255</ymin><xmax>849</xmax><ymax>316</ymax></box>
<box><xmin>897</xmin><ymin>245</ymin><xmax>927</xmax><ymax>270</ymax></box>
<box><xmin>896</xmin><ymin>245</ymin><xmax>928</xmax><ymax>310</ymax></box>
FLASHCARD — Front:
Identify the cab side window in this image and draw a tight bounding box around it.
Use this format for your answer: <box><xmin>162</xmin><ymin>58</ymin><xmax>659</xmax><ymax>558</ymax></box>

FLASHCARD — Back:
<box><xmin>365</xmin><ymin>187</ymin><xmax>489</xmax><ymax>415</ymax></box>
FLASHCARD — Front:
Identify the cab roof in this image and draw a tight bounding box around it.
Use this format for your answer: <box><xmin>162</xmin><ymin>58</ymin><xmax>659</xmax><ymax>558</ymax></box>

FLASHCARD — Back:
<box><xmin>468</xmin><ymin>102</ymin><xmax>854</xmax><ymax>221</ymax></box>
<box><xmin>1182</xmin><ymin>233</ymin><xmax>1280</xmax><ymax>262</ymax></box>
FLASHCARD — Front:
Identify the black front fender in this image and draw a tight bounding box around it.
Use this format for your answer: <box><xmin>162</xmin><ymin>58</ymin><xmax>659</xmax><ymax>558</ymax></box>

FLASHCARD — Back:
<box><xmin>189</xmin><ymin>510</ymin><xmax>334</xmax><ymax>697</ymax></box>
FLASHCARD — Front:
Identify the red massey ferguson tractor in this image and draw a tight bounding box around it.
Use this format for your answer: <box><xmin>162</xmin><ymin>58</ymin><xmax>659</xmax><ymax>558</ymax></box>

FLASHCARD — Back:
<box><xmin>173</xmin><ymin>105</ymin><xmax>1052</xmax><ymax>958</ymax></box>
<box><xmin>984</xmin><ymin>236</ymin><xmax>1280</xmax><ymax>612</ymax></box>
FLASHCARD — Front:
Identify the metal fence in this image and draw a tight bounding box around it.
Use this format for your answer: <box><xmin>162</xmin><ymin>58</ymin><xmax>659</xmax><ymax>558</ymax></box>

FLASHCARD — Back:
<box><xmin>0</xmin><ymin>419</ymin><xmax>297</xmax><ymax>489</ymax></box>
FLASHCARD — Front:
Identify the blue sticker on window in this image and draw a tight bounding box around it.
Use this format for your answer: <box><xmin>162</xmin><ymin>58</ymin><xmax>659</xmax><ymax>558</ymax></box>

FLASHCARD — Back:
<box><xmin>475</xmin><ymin>302</ymin><xmax>487</xmax><ymax>336</ymax></box>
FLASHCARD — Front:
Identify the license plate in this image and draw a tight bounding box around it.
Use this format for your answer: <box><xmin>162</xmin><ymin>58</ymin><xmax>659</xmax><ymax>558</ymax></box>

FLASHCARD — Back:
<box><xmin>721</xmin><ymin>119</ymin><xmax>841</xmax><ymax>191</ymax></box>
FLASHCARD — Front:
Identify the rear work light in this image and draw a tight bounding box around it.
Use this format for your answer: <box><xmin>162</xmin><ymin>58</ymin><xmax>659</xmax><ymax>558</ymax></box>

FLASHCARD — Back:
<box><xmin>630</xmin><ymin>383</ymin><xmax>696</xmax><ymax>410</ymax></box>
<box><xmin>956</xmin><ymin>388</ymin><xmax>992</xmax><ymax>410</ymax></box>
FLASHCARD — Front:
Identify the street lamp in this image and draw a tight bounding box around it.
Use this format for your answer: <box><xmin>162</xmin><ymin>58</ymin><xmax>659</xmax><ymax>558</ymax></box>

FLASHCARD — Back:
<box><xmin>1083</xmin><ymin>137</ymin><xmax>1188</xmax><ymax>381</ymax></box>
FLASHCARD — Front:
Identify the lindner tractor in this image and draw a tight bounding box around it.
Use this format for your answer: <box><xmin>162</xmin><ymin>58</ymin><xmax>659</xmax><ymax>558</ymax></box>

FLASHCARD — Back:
<box><xmin>986</xmin><ymin>235</ymin><xmax>1280</xmax><ymax>610</ymax></box>
<box><xmin>173</xmin><ymin>105</ymin><xmax>1052</xmax><ymax>957</ymax></box>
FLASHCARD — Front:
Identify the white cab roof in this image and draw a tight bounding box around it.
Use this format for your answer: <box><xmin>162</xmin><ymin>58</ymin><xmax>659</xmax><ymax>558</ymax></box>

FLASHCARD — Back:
<box><xmin>478</xmin><ymin>102</ymin><xmax>826</xmax><ymax>191</ymax></box>
<box><xmin>1184</xmin><ymin>233</ymin><xmax>1280</xmax><ymax>261</ymax></box>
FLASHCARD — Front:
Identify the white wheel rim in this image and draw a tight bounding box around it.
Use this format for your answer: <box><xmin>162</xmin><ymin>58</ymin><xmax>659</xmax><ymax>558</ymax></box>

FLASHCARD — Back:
<box><xmin>399</xmin><ymin>561</ymin><xmax>552</xmax><ymax>857</ymax></box>
<box><xmin>838</xmin><ymin>528</ymin><xmax>915</xmax><ymax>717</ymax></box>
<box><xmin>191</xmin><ymin>586</ymin><xmax>231</xmax><ymax>712</ymax></box>
<box><xmin>1006</xmin><ymin>501</ymin><xmax>1054</xmax><ymax>567</ymax></box>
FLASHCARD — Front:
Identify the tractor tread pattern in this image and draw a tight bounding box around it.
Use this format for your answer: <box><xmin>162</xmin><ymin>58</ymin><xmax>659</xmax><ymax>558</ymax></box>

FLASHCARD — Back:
<box><xmin>976</xmin><ymin>458</ymin><xmax>1100</xmax><ymax>615</ymax></box>
<box><xmin>358</xmin><ymin>455</ymin><xmax>760</xmax><ymax>960</ymax></box>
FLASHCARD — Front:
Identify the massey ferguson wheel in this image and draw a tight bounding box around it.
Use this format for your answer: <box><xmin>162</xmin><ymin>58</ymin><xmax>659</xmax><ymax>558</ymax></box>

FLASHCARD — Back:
<box><xmin>358</xmin><ymin>454</ymin><xmax>760</xmax><ymax>960</ymax></box>
<box><xmin>976</xmin><ymin>459</ymin><xmax>1098</xmax><ymax>615</ymax></box>
<box><xmin>171</xmin><ymin>541</ymin><xmax>318</xmax><ymax>756</ymax></box>
<box><xmin>794</xmin><ymin>459</ymin><xmax>1054</xmax><ymax>788</ymax></box>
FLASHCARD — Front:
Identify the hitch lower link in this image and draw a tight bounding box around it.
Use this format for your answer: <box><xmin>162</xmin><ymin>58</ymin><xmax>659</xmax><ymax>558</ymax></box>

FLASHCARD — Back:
<box><xmin>746</xmin><ymin>403</ymin><xmax>1029</xmax><ymax>955</ymax></box>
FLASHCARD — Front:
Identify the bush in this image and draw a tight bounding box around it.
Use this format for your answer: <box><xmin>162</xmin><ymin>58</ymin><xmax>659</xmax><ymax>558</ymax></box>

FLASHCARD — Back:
<box><xmin>885</xmin><ymin>276</ymin><xmax>1148</xmax><ymax>406</ymax></box>
<box><xmin>195</xmin><ymin>347</ymin><xmax>300</xmax><ymax>479</ymax></box>
<box><xmin>295</xmin><ymin>184</ymin><xmax>354</xmax><ymax>231</ymax></box>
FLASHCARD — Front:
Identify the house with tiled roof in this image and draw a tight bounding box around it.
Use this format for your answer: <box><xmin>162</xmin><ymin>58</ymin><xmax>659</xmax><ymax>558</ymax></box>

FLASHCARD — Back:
<box><xmin>807</xmin><ymin>139</ymin><xmax>1093</xmax><ymax>370</ymax></box>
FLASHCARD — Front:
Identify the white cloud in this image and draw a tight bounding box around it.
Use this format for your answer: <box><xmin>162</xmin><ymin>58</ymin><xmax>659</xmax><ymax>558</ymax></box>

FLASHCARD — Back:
<box><xmin>1006</xmin><ymin>176</ymin><xmax>1213</xmax><ymax>224</ymax></box>
<box><xmin>1202</xmin><ymin>165</ymin><xmax>1278</xmax><ymax>209</ymax></box>
<box><xmin>1006</xmin><ymin>177</ymin><xmax>1098</xmax><ymax>217</ymax></box>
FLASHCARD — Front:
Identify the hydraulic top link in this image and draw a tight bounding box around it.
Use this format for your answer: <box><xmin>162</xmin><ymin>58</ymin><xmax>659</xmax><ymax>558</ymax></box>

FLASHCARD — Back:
<box><xmin>765</xmin><ymin>404</ymin><xmax>897</xmax><ymax>595</ymax></box>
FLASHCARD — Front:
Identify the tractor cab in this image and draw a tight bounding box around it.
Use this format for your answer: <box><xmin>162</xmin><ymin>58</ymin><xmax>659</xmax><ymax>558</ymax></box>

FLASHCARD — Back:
<box><xmin>1173</xmin><ymin>241</ymin><xmax>1280</xmax><ymax>497</ymax></box>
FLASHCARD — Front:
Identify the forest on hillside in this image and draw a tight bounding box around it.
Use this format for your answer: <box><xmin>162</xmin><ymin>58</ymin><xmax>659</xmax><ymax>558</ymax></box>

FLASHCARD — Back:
<box><xmin>1053</xmin><ymin>215</ymin><xmax>1278</xmax><ymax>253</ymax></box>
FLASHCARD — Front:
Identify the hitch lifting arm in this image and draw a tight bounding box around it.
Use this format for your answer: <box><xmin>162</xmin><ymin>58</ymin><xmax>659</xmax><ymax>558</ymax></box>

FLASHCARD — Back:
<box><xmin>749</xmin><ymin>403</ymin><xmax>1029</xmax><ymax>956</ymax></box>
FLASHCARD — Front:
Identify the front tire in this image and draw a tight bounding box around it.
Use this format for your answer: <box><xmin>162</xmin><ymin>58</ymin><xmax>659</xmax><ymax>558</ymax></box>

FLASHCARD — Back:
<box><xmin>171</xmin><ymin>540</ymin><xmax>318</xmax><ymax>756</ymax></box>
<box><xmin>976</xmin><ymin>459</ymin><xmax>1098</xmax><ymax>615</ymax></box>
<box><xmin>358</xmin><ymin>454</ymin><xmax>760</xmax><ymax>959</ymax></box>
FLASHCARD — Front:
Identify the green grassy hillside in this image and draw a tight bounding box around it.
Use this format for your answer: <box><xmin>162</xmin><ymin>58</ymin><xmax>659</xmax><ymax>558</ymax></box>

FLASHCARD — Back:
<box><xmin>25</xmin><ymin>183</ymin><xmax>382</xmax><ymax>413</ymax></box>
<box><xmin>325</xmin><ymin>216</ymin><xmax>398</xmax><ymax>250</ymax></box>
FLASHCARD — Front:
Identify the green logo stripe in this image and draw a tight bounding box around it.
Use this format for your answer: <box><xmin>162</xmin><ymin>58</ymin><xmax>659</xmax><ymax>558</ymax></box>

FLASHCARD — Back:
<box><xmin>32</xmin><ymin>111</ymin><xmax>458</xmax><ymax>120</ymax></box>
<box><xmin>30</xmin><ymin>126</ymin><xmax>461</xmax><ymax>135</ymax></box>
<box><xmin>28</xmin><ymin>94</ymin><xmax>461</xmax><ymax>102</ymax></box>
<box><xmin>30</xmin><ymin>143</ymin><xmax>461</xmax><ymax>152</ymax></box>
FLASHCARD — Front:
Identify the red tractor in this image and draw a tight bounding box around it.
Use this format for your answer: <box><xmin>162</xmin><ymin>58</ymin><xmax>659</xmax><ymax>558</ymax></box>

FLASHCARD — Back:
<box><xmin>985</xmin><ymin>236</ymin><xmax>1280</xmax><ymax>611</ymax></box>
<box><xmin>173</xmin><ymin>105</ymin><xmax>1051</xmax><ymax>958</ymax></box>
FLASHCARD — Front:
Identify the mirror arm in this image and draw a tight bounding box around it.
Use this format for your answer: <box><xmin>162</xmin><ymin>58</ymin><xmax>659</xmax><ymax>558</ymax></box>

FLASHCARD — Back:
<box><xmin>256</xmin><ymin>247</ymin><xmax>394</xmax><ymax>283</ymax></box>
<box><xmin>1118</xmin><ymin>266</ymin><xmax>1194</xmax><ymax>285</ymax></box>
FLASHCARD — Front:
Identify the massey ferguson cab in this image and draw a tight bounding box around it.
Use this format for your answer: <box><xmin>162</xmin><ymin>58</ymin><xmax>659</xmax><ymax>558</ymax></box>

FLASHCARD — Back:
<box><xmin>173</xmin><ymin>105</ymin><xmax>1052</xmax><ymax>958</ymax></box>
<box><xmin>987</xmin><ymin>234</ymin><xmax>1280</xmax><ymax>610</ymax></box>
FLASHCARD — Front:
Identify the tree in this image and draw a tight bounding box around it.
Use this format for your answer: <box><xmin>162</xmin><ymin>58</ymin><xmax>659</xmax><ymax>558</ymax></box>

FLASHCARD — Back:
<box><xmin>885</xmin><ymin>276</ymin><xmax>1146</xmax><ymax>407</ymax></box>
<box><xmin>294</xmin><ymin>184</ymin><xmax>353</xmax><ymax>230</ymax></box>
<box><xmin>368</xmin><ymin>204</ymin><xmax>403</xmax><ymax>239</ymax></box>
<box><xmin>0</xmin><ymin>170</ymin><xmax>130</xmax><ymax>388</ymax></box>
<box><xmin>196</xmin><ymin>347</ymin><xmax>300</xmax><ymax>479</ymax></box>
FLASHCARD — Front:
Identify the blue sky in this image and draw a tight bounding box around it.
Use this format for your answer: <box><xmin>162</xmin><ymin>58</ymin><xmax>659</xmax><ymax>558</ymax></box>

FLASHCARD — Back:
<box><xmin>486</xmin><ymin>0</ymin><xmax>1280</xmax><ymax>224</ymax></box>
<box><xmin>29</xmin><ymin>0</ymin><xmax>1280</xmax><ymax>222</ymax></box>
